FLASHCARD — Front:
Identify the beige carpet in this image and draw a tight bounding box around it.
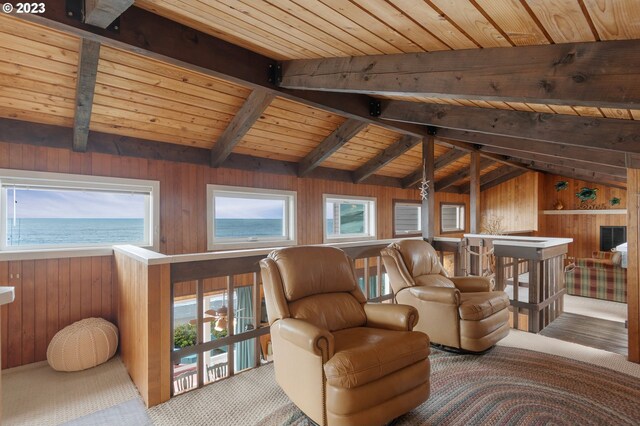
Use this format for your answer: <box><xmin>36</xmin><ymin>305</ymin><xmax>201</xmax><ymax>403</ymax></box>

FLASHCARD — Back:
<box><xmin>4</xmin><ymin>330</ymin><xmax>640</xmax><ymax>425</ymax></box>
<box><xmin>2</xmin><ymin>357</ymin><xmax>141</xmax><ymax>425</ymax></box>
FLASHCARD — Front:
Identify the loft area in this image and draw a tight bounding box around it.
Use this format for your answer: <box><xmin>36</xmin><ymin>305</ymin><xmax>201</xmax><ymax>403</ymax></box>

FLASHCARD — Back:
<box><xmin>0</xmin><ymin>1</ymin><xmax>639</xmax><ymax>425</ymax></box>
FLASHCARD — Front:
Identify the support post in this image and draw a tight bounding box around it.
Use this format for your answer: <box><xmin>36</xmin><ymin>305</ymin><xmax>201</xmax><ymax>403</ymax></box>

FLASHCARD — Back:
<box><xmin>469</xmin><ymin>152</ymin><xmax>481</xmax><ymax>275</ymax></box>
<box><xmin>421</xmin><ymin>136</ymin><xmax>435</xmax><ymax>243</ymax></box>
<box><xmin>627</xmin><ymin>168</ymin><xmax>640</xmax><ymax>363</ymax></box>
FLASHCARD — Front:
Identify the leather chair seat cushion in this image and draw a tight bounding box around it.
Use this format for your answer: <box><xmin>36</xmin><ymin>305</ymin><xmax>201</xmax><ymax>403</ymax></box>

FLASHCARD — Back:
<box><xmin>458</xmin><ymin>291</ymin><xmax>510</xmax><ymax>321</ymax></box>
<box><xmin>324</xmin><ymin>327</ymin><xmax>430</xmax><ymax>389</ymax></box>
<box><xmin>414</xmin><ymin>274</ymin><xmax>455</xmax><ymax>288</ymax></box>
<box><xmin>288</xmin><ymin>293</ymin><xmax>366</xmax><ymax>332</ymax></box>
<box><xmin>270</xmin><ymin>247</ymin><xmax>359</xmax><ymax>301</ymax></box>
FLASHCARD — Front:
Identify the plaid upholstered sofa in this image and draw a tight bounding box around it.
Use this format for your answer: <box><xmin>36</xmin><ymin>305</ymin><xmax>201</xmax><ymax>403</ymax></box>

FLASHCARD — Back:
<box><xmin>564</xmin><ymin>251</ymin><xmax>627</xmax><ymax>303</ymax></box>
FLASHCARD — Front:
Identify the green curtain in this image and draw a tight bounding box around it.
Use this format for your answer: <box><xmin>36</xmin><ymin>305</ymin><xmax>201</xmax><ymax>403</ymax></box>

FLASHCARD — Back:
<box><xmin>234</xmin><ymin>285</ymin><xmax>255</xmax><ymax>372</ymax></box>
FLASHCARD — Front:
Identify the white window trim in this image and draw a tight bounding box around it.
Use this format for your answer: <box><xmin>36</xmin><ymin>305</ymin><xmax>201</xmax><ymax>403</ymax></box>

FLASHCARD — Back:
<box><xmin>394</xmin><ymin>201</ymin><xmax>422</xmax><ymax>236</ymax></box>
<box><xmin>322</xmin><ymin>194</ymin><xmax>377</xmax><ymax>243</ymax></box>
<box><xmin>441</xmin><ymin>203</ymin><xmax>465</xmax><ymax>233</ymax></box>
<box><xmin>207</xmin><ymin>184</ymin><xmax>297</xmax><ymax>251</ymax></box>
<box><xmin>0</xmin><ymin>169</ymin><xmax>160</xmax><ymax>257</ymax></box>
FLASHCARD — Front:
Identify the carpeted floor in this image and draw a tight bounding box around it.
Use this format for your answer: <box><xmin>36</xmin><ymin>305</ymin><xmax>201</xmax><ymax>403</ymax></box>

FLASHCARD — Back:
<box><xmin>258</xmin><ymin>346</ymin><xmax>640</xmax><ymax>426</ymax></box>
<box><xmin>2</xmin><ymin>357</ymin><xmax>144</xmax><ymax>426</ymax></box>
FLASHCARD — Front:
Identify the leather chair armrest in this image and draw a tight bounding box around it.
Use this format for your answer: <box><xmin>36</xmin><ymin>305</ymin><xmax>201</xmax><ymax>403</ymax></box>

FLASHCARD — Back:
<box><xmin>409</xmin><ymin>286</ymin><xmax>460</xmax><ymax>305</ymax></box>
<box><xmin>364</xmin><ymin>303</ymin><xmax>419</xmax><ymax>331</ymax></box>
<box><xmin>449</xmin><ymin>276</ymin><xmax>492</xmax><ymax>292</ymax></box>
<box><xmin>275</xmin><ymin>318</ymin><xmax>335</xmax><ymax>361</ymax></box>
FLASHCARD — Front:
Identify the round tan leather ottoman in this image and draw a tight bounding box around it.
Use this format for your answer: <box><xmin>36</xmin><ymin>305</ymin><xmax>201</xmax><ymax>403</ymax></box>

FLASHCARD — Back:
<box><xmin>47</xmin><ymin>317</ymin><xmax>118</xmax><ymax>372</ymax></box>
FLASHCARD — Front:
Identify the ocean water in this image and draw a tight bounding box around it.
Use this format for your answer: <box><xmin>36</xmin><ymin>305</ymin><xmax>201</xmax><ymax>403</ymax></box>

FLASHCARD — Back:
<box><xmin>214</xmin><ymin>218</ymin><xmax>284</xmax><ymax>238</ymax></box>
<box><xmin>6</xmin><ymin>218</ymin><xmax>145</xmax><ymax>247</ymax></box>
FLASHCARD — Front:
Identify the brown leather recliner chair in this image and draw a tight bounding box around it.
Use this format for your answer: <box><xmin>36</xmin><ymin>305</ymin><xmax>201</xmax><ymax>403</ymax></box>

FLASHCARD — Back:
<box><xmin>381</xmin><ymin>240</ymin><xmax>510</xmax><ymax>353</ymax></box>
<box><xmin>260</xmin><ymin>246</ymin><xmax>431</xmax><ymax>426</ymax></box>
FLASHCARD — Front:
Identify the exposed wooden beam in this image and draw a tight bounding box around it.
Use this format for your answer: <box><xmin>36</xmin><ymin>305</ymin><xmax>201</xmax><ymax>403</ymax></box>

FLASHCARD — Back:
<box><xmin>0</xmin><ymin>118</ymin><xmax>406</xmax><ymax>188</ymax></box>
<box><xmin>353</xmin><ymin>135</ymin><xmax>420</xmax><ymax>183</ymax></box>
<box><xmin>280</xmin><ymin>40</ymin><xmax>640</xmax><ymax>109</ymax></box>
<box><xmin>520</xmin><ymin>161</ymin><xmax>627</xmax><ymax>185</ymax></box>
<box><xmin>437</xmin><ymin>129</ymin><xmax>640</xmax><ymax>169</ymax></box>
<box><xmin>460</xmin><ymin>165</ymin><xmax>519</xmax><ymax>194</ymax></box>
<box><xmin>481</xmin><ymin>146</ymin><xmax>626</xmax><ymax>177</ymax></box>
<box><xmin>380</xmin><ymin>101</ymin><xmax>640</xmax><ymax>154</ymax></box>
<box><xmin>402</xmin><ymin>148</ymin><xmax>466</xmax><ymax>188</ymax></box>
<box><xmin>84</xmin><ymin>0</ymin><xmax>134</xmax><ymax>28</ymax></box>
<box><xmin>435</xmin><ymin>158</ymin><xmax>494</xmax><ymax>192</ymax></box>
<box><xmin>469</xmin><ymin>152</ymin><xmax>481</xmax><ymax>234</ymax></box>
<box><xmin>298</xmin><ymin>119</ymin><xmax>367</xmax><ymax>177</ymax></box>
<box><xmin>72</xmin><ymin>38</ymin><xmax>101</xmax><ymax>152</ymax></box>
<box><xmin>210</xmin><ymin>90</ymin><xmax>274</xmax><ymax>168</ymax></box>
<box><xmin>22</xmin><ymin>8</ymin><xmax>429</xmax><ymax>143</ymax></box>
<box><xmin>481</xmin><ymin>169</ymin><xmax>528</xmax><ymax>192</ymax></box>
<box><xmin>422</xmin><ymin>137</ymin><xmax>435</xmax><ymax>242</ymax></box>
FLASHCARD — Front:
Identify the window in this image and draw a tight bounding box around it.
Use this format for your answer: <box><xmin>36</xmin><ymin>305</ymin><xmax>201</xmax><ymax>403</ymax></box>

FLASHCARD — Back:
<box><xmin>0</xmin><ymin>169</ymin><xmax>159</xmax><ymax>251</ymax></box>
<box><xmin>393</xmin><ymin>200</ymin><xmax>422</xmax><ymax>237</ymax></box>
<box><xmin>207</xmin><ymin>185</ymin><xmax>296</xmax><ymax>250</ymax></box>
<box><xmin>440</xmin><ymin>203</ymin><xmax>465</xmax><ymax>233</ymax></box>
<box><xmin>323</xmin><ymin>195</ymin><xmax>376</xmax><ymax>242</ymax></box>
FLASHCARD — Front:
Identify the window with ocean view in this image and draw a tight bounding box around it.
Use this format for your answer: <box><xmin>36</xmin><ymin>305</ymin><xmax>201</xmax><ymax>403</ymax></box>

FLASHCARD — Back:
<box><xmin>323</xmin><ymin>195</ymin><xmax>376</xmax><ymax>242</ymax></box>
<box><xmin>0</xmin><ymin>169</ymin><xmax>159</xmax><ymax>251</ymax></box>
<box><xmin>207</xmin><ymin>185</ymin><xmax>297</xmax><ymax>250</ymax></box>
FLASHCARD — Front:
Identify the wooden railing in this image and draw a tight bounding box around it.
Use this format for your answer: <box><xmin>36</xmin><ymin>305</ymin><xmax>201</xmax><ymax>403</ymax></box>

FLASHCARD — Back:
<box><xmin>464</xmin><ymin>235</ymin><xmax>572</xmax><ymax>333</ymax></box>
<box><xmin>114</xmin><ymin>237</ymin><xmax>464</xmax><ymax>406</ymax></box>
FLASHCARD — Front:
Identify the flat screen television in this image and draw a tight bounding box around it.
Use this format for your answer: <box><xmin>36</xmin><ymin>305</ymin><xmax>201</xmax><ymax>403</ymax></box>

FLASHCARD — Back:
<box><xmin>600</xmin><ymin>226</ymin><xmax>626</xmax><ymax>251</ymax></box>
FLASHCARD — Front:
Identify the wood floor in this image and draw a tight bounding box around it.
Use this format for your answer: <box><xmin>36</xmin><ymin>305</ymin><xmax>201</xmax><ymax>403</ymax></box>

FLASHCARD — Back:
<box><xmin>540</xmin><ymin>312</ymin><xmax>628</xmax><ymax>356</ymax></box>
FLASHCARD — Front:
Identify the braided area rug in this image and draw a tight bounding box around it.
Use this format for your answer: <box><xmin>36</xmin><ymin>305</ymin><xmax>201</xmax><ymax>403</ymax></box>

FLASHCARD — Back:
<box><xmin>258</xmin><ymin>346</ymin><xmax>640</xmax><ymax>425</ymax></box>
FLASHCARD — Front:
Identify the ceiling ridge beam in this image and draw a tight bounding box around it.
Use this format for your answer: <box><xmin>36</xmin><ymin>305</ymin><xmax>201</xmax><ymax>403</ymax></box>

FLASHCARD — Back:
<box><xmin>210</xmin><ymin>90</ymin><xmax>275</xmax><ymax>168</ymax></box>
<box><xmin>380</xmin><ymin>101</ymin><xmax>640</xmax><ymax>154</ymax></box>
<box><xmin>72</xmin><ymin>38</ymin><xmax>101</xmax><ymax>152</ymax></box>
<box><xmin>518</xmin><ymin>160</ymin><xmax>627</xmax><ymax>184</ymax></box>
<box><xmin>298</xmin><ymin>119</ymin><xmax>367</xmax><ymax>177</ymax></box>
<box><xmin>353</xmin><ymin>134</ymin><xmax>420</xmax><ymax>183</ymax></box>
<box><xmin>481</xmin><ymin>146</ymin><xmax>626</xmax><ymax>177</ymax></box>
<box><xmin>437</xmin><ymin>129</ymin><xmax>637</xmax><ymax>169</ymax></box>
<box><xmin>435</xmin><ymin>158</ymin><xmax>494</xmax><ymax>192</ymax></box>
<box><xmin>84</xmin><ymin>0</ymin><xmax>134</xmax><ymax>28</ymax></box>
<box><xmin>401</xmin><ymin>147</ymin><xmax>466</xmax><ymax>188</ymax></box>
<box><xmin>279</xmin><ymin>39</ymin><xmax>640</xmax><ymax>109</ymax></box>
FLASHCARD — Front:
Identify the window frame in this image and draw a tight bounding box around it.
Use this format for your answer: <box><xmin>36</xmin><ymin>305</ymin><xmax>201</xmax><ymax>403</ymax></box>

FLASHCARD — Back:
<box><xmin>439</xmin><ymin>202</ymin><xmax>466</xmax><ymax>234</ymax></box>
<box><xmin>322</xmin><ymin>194</ymin><xmax>377</xmax><ymax>243</ymax></box>
<box><xmin>392</xmin><ymin>199</ymin><xmax>422</xmax><ymax>238</ymax></box>
<box><xmin>0</xmin><ymin>169</ymin><xmax>160</xmax><ymax>252</ymax></box>
<box><xmin>207</xmin><ymin>184</ymin><xmax>297</xmax><ymax>251</ymax></box>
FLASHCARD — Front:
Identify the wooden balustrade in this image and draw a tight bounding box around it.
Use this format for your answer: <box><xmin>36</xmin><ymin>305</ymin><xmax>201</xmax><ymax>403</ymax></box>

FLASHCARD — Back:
<box><xmin>465</xmin><ymin>235</ymin><xmax>573</xmax><ymax>333</ymax></box>
<box><xmin>114</xmin><ymin>237</ymin><xmax>464</xmax><ymax>406</ymax></box>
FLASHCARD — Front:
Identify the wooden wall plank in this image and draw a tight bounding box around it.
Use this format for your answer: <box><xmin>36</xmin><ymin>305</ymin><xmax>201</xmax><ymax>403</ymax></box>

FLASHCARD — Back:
<box><xmin>627</xmin><ymin>167</ymin><xmax>639</xmax><ymax>362</ymax></box>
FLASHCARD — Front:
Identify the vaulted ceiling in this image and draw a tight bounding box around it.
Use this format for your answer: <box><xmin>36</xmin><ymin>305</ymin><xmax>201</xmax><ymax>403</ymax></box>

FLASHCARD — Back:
<box><xmin>1</xmin><ymin>1</ymin><xmax>638</xmax><ymax>191</ymax></box>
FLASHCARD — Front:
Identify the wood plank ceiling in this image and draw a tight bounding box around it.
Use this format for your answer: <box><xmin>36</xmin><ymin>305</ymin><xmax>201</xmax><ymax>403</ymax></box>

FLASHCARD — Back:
<box><xmin>135</xmin><ymin>0</ymin><xmax>640</xmax><ymax>121</ymax></box>
<box><xmin>0</xmin><ymin>13</ymin><xmax>507</xmax><ymax>191</ymax></box>
<box><xmin>2</xmin><ymin>1</ymin><xmax>639</xmax><ymax>190</ymax></box>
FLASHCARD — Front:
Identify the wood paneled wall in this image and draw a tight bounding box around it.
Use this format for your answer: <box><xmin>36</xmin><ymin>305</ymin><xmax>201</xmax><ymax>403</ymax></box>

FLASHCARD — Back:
<box><xmin>0</xmin><ymin>140</ymin><xmax>469</xmax><ymax>368</ymax></box>
<box><xmin>0</xmin><ymin>257</ymin><xmax>114</xmax><ymax>369</ymax></box>
<box><xmin>480</xmin><ymin>172</ymin><xmax>541</xmax><ymax>233</ymax></box>
<box><xmin>538</xmin><ymin>174</ymin><xmax>627</xmax><ymax>259</ymax></box>
<box><xmin>114</xmin><ymin>252</ymin><xmax>170</xmax><ymax>407</ymax></box>
<box><xmin>626</xmin><ymin>168</ymin><xmax>639</xmax><ymax>363</ymax></box>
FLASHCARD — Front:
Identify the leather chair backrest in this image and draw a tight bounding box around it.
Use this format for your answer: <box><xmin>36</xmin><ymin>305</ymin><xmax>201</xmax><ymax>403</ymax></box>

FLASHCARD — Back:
<box><xmin>260</xmin><ymin>246</ymin><xmax>367</xmax><ymax>331</ymax></box>
<box><xmin>394</xmin><ymin>240</ymin><xmax>443</xmax><ymax>277</ymax></box>
<box><xmin>382</xmin><ymin>240</ymin><xmax>455</xmax><ymax>294</ymax></box>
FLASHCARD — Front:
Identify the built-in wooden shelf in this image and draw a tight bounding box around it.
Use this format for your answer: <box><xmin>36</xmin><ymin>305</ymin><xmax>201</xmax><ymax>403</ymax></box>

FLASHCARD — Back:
<box><xmin>543</xmin><ymin>209</ymin><xmax>626</xmax><ymax>215</ymax></box>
